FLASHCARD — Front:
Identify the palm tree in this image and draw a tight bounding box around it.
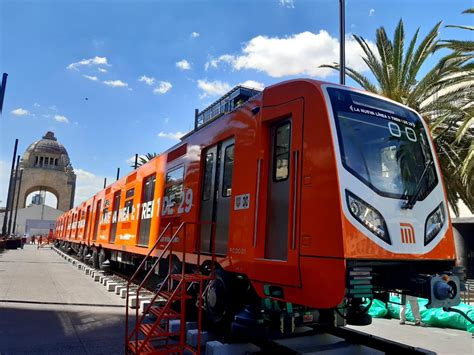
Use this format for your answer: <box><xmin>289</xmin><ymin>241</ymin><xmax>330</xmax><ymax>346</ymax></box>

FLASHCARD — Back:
<box><xmin>131</xmin><ymin>153</ymin><xmax>157</xmax><ymax>168</ymax></box>
<box><xmin>438</xmin><ymin>8</ymin><xmax>474</xmax><ymax>203</ymax></box>
<box><xmin>321</xmin><ymin>19</ymin><xmax>473</xmax><ymax>215</ymax></box>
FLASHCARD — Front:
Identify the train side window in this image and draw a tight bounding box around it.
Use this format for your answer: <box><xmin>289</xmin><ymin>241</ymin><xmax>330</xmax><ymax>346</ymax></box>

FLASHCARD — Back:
<box><xmin>137</xmin><ymin>174</ymin><xmax>156</xmax><ymax>246</ymax></box>
<box><xmin>273</xmin><ymin>122</ymin><xmax>291</xmax><ymax>182</ymax></box>
<box><xmin>164</xmin><ymin>166</ymin><xmax>184</xmax><ymax>207</ymax></box>
<box><xmin>124</xmin><ymin>199</ymin><xmax>133</xmax><ymax>214</ymax></box>
<box><xmin>202</xmin><ymin>153</ymin><xmax>214</xmax><ymax>201</ymax></box>
<box><xmin>222</xmin><ymin>144</ymin><xmax>234</xmax><ymax>197</ymax></box>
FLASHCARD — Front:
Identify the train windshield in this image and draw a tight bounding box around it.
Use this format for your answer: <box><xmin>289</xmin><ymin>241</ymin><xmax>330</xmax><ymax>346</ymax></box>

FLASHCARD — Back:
<box><xmin>327</xmin><ymin>87</ymin><xmax>438</xmax><ymax>200</ymax></box>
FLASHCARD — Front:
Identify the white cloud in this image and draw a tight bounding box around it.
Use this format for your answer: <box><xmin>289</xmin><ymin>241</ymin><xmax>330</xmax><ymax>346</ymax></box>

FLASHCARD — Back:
<box><xmin>74</xmin><ymin>168</ymin><xmax>112</xmax><ymax>206</ymax></box>
<box><xmin>49</xmin><ymin>105</ymin><xmax>58</xmax><ymax>112</ymax></box>
<box><xmin>240</xmin><ymin>80</ymin><xmax>265</xmax><ymax>91</ymax></box>
<box><xmin>205</xmin><ymin>30</ymin><xmax>376</xmax><ymax>78</ymax></box>
<box><xmin>153</xmin><ymin>81</ymin><xmax>172</xmax><ymax>94</ymax></box>
<box><xmin>138</xmin><ymin>75</ymin><xmax>156</xmax><ymax>86</ymax></box>
<box><xmin>98</xmin><ymin>68</ymin><xmax>107</xmax><ymax>73</ymax></box>
<box><xmin>176</xmin><ymin>59</ymin><xmax>191</xmax><ymax>70</ymax></box>
<box><xmin>163</xmin><ymin>117</ymin><xmax>170</xmax><ymax>124</ymax></box>
<box><xmin>67</xmin><ymin>56</ymin><xmax>109</xmax><ymax>71</ymax></box>
<box><xmin>205</xmin><ymin>54</ymin><xmax>235</xmax><ymax>71</ymax></box>
<box><xmin>33</xmin><ymin>102</ymin><xmax>41</xmax><ymax>107</ymax></box>
<box><xmin>158</xmin><ymin>131</ymin><xmax>185</xmax><ymax>140</ymax></box>
<box><xmin>83</xmin><ymin>75</ymin><xmax>99</xmax><ymax>81</ymax></box>
<box><xmin>11</xmin><ymin>108</ymin><xmax>31</xmax><ymax>116</ymax></box>
<box><xmin>369</xmin><ymin>9</ymin><xmax>375</xmax><ymax>16</ymax></box>
<box><xmin>197</xmin><ymin>79</ymin><xmax>231</xmax><ymax>98</ymax></box>
<box><xmin>190</xmin><ymin>32</ymin><xmax>200</xmax><ymax>38</ymax></box>
<box><xmin>54</xmin><ymin>114</ymin><xmax>69</xmax><ymax>123</ymax></box>
<box><xmin>279</xmin><ymin>0</ymin><xmax>295</xmax><ymax>8</ymax></box>
<box><xmin>103</xmin><ymin>79</ymin><xmax>128</xmax><ymax>88</ymax></box>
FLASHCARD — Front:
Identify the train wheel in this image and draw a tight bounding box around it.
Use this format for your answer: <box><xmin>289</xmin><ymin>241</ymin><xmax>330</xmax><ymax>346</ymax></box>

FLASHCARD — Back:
<box><xmin>92</xmin><ymin>249</ymin><xmax>100</xmax><ymax>269</ymax></box>
<box><xmin>77</xmin><ymin>245</ymin><xmax>83</xmax><ymax>260</ymax></box>
<box><xmin>345</xmin><ymin>299</ymin><xmax>372</xmax><ymax>326</ymax></box>
<box><xmin>99</xmin><ymin>249</ymin><xmax>111</xmax><ymax>271</ymax></box>
<box><xmin>82</xmin><ymin>246</ymin><xmax>89</xmax><ymax>262</ymax></box>
<box><xmin>204</xmin><ymin>269</ymin><xmax>232</xmax><ymax>327</ymax></box>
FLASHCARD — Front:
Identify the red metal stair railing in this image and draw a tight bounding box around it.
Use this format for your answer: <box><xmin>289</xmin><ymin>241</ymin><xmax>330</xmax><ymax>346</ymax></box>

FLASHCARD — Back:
<box><xmin>125</xmin><ymin>221</ymin><xmax>216</xmax><ymax>354</ymax></box>
<box><xmin>124</xmin><ymin>222</ymin><xmax>171</xmax><ymax>354</ymax></box>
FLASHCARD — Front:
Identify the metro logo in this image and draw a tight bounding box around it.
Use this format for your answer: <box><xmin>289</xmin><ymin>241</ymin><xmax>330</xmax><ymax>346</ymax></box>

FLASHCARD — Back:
<box><xmin>400</xmin><ymin>223</ymin><xmax>415</xmax><ymax>244</ymax></box>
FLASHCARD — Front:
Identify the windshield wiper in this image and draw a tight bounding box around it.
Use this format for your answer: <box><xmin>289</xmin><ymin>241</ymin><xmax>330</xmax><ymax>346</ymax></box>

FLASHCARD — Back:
<box><xmin>402</xmin><ymin>160</ymin><xmax>434</xmax><ymax>210</ymax></box>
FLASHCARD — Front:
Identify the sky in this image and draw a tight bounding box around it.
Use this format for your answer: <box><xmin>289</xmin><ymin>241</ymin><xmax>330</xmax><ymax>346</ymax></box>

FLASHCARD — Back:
<box><xmin>0</xmin><ymin>0</ymin><xmax>471</xmax><ymax>208</ymax></box>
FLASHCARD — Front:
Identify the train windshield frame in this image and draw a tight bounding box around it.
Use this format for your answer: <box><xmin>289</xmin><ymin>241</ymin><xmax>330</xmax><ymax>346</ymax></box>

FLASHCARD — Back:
<box><xmin>327</xmin><ymin>87</ymin><xmax>438</xmax><ymax>201</ymax></box>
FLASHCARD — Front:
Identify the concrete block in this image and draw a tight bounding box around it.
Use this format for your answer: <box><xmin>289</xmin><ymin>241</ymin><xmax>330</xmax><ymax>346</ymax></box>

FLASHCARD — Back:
<box><xmin>186</xmin><ymin>329</ymin><xmax>212</xmax><ymax>347</ymax></box>
<box><xmin>140</xmin><ymin>299</ymin><xmax>152</xmax><ymax>314</ymax></box>
<box><xmin>99</xmin><ymin>276</ymin><xmax>106</xmax><ymax>284</ymax></box>
<box><xmin>205</xmin><ymin>341</ymin><xmax>260</xmax><ymax>355</ymax></box>
<box><xmin>115</xmin><ymin>285</ymin><xmax>126</xmax><ymax>294</ymax></box>
<box><xmin>169</xmin><ymin>319</ymin><xmax>181</xmax><ymax>333</ymax></box>
<box><xmin>106</xmin><ymin>282</ymin><xmax>118</xmax><ymax>292</ymax></box>
<box><xmin>85</xmin><ymin>268</ymin><xmax>91</xmax><ymax>275</ymax></box>
<box><xmin>121</xmin><ymin>288</ymin><xmax>136</xmax><ymax>298</ymax></box>
<box><xmin>128</xmin><ymin>295</ymin><xmax>151</xmax><ymax>309</ymax></box>
<box><xmin>93</xmin><ymin>274</ymin><xmax>101</xmax><ymax>282</ymax></box>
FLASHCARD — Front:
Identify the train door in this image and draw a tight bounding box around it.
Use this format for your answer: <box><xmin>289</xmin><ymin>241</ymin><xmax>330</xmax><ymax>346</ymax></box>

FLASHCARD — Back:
<box><xmin>255</xmin><ymin>98</ymin><xmax>303</xmax><ymax>286</ymax></box>
<box><xmin>137</xmin><ymin>175</ymin><xmax>156</xmax><ymax>246</ymax></box>
<box><xmin>109</xmin><ymin>191</ymin><xmax>121</xmax><ymax>243</ymax></box>
<box><xmin>265</xmin><ymin>120</ymin><xmax>291</xmax><ymax>260</ymax></box>
<box><xmin>200</xmin><ymin>138</ymin><xmax>235</xmax><ymax>255</ymax></box>
<box><xmin>92</xmin><ymin>200</ymin><xmax>101</xmax><ymax>242</ymax></box>
<box><xmin>84</xmin><ymin>206</ymin><xmax>90</xmax><ymax>242</ymax></box>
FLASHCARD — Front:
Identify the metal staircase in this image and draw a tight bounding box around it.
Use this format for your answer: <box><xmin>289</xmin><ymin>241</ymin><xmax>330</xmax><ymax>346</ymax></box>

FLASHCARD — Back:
<box><xmin>125</xmin><ymin>222</ymin><xmax>215</xmax><ymax>354</ymax></box>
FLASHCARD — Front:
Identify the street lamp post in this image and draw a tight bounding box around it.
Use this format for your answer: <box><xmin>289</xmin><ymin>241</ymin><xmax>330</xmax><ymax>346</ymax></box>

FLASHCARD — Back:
<box><xmin>339</xmin><ymin>0</ymin><xmax>346</xmax><ymax>85</ymax></box>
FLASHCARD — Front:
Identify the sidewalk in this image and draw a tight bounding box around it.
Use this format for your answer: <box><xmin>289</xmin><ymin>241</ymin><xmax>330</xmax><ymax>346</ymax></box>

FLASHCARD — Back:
<box><xmin>0</xmin><ymin>245</ymin><xmax>126</xmax><ymax>354</ymax></box>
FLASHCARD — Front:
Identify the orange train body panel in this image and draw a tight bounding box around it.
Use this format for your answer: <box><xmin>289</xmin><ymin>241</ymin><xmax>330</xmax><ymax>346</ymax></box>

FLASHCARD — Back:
<box><xmin>55</xmin><ymin>79</ymin><xmax>457</xmax><ymax>310</ymax></box>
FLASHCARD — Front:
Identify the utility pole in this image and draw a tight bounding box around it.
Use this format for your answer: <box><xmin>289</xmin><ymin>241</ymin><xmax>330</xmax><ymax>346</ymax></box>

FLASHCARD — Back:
<box><xmin>116</xmin><ymin>168</ymin><xmax>120</xmax><ymax>181</ymax></box>
<box><xmin>12</xmin><ymin>170</ymin><xmax>23</xmax><ymax>235</ymax></box>
<box><xmin>7</xmin><ymin>155</ymin><xmax>20</xmax><ymax>235</ymax></box>
<box><xmin>2</xmin><ymin>139</ymin><xmax>18</xmax><ymax>236</ymax></box>
<box><xmin>0</xmin><ymin>73</ymin><xmax>8</xmax><ymax>114</ymax></box>
<box><xmin>339</xmin><ymin>0</ymin><xmax>346</xmax><ymax>85</ymax></box>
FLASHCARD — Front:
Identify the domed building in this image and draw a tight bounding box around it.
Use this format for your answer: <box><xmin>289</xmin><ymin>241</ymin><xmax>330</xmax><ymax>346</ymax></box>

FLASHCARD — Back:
<box><xmin>15</xmin><ymin>131</ymin><xmax>76</xmax><ymax>212</ymax></box>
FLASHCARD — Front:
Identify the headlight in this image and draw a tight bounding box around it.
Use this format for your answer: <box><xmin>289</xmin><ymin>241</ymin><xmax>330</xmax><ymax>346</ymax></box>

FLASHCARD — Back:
<box><xmin>424</xmin><ymin>203</ymin><xmax>445</xmax><ymax>245</ymax></box>
<box><xmin>346</xmin><ymin>190</ymin><xmax>391</xmax><ymax>244</ymax></box>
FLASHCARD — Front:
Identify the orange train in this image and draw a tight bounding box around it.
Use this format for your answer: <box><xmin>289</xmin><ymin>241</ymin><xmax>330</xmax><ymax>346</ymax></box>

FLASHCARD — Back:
<box><xmin>55</xmin><ymin>79</ymin><xmax>461</xmax><ymax>326</ymax></box>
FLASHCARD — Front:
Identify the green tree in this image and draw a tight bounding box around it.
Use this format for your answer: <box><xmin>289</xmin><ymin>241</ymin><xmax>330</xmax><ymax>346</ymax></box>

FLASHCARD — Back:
<box><xmin>131</xmin><ymin>153</ymin><xmax>157</xmax><ymax>168</ymax></box>
<box><xmin>438</xmin><ymin>8</ymin><xmax>474</xmax><ymax>205</ymax></box>
<box><xmin>322</xmin><ymin>18</ymin><xmax>473</xmax><ymax>215</ymax></box>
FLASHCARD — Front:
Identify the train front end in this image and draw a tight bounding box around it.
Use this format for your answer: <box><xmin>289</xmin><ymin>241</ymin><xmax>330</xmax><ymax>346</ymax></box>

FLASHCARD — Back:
<box><xmin>323</xmin><ymin>85</ymin><xmax>462</xmax><ymax>324</ymax></box>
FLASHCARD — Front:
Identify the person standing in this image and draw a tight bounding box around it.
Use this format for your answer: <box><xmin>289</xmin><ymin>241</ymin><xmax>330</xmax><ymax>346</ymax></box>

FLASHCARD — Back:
<box><xmin>399</xmin><ymin>294</ymin><xmax>421</xmax><ymax>326</ymax></box>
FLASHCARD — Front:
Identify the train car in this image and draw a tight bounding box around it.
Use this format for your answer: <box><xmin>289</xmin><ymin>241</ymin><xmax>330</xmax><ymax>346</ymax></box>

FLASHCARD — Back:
<box><xmin>55</xmin><ymin>79</ymin><xmax>461</xmax><ymax>327</ymax></box>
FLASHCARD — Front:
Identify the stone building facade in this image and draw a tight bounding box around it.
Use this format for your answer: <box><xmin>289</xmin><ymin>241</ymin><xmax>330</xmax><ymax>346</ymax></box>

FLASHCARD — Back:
<box><xmin>12</xmin><ymin>131</ymin><xmax>76</xmax><ymax>212</ymax></box>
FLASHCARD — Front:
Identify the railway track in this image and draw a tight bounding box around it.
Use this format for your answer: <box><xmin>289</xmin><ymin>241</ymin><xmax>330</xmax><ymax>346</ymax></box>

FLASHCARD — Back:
<box><xmin>55</xmin><ymin>244</ymin><xmax>436</xmax><ymax>355</ymax></box>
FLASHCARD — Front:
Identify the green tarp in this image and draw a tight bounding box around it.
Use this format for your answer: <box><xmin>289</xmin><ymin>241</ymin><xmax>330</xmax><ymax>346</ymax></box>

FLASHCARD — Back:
<box><xmin>367</xmin><ymin>296</ymin><xmax>474</xmax><ymax>333</ymax></box>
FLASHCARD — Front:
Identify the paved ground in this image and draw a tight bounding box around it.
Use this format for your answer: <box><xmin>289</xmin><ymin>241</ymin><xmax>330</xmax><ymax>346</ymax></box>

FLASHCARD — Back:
<box><xmin>0</xmin><ymin>245</ymin><xmax>472</xmax><ymax>354</ymax></box>
<box><xmin>349</xmin><ymin>318</ymin><xmax>473</xmax><ymax>354</ymax></box>
<box><xmin>0</xmin><ymin>245</ymin><xmax>126</xmax><ymax>354</ymax></box>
